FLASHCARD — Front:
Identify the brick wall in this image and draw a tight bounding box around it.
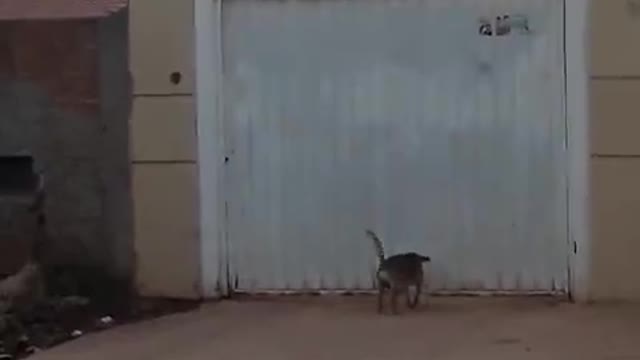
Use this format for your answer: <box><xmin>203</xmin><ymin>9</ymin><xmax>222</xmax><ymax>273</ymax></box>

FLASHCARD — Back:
<box><xmin>0</xmin><ymin>18</ymin><xmax>132</xmax><ymax>277</ymax></box>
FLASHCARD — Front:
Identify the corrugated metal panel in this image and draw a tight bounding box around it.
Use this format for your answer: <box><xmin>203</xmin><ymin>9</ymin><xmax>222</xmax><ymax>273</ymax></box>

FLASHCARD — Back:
<box><xmin>221</xmin><ymin>0</ymin><xmax>567</xmax><ymax>292</ymax></box>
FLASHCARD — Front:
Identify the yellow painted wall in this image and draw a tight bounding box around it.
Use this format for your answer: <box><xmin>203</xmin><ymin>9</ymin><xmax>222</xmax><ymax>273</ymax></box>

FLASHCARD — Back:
<box><xmin>590</xmin><ymin>0</ymin><xmax>640</xmax><ymax>300</ymax></box>
<box><xmin>129</xmin><ymin>0</ymin><xmax>200</xmax><ymax>298</ymax></box>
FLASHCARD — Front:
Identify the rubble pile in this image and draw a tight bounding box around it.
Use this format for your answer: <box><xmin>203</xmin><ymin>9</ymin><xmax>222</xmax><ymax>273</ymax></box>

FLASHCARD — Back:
<box><xmin>0</xmin><ymin>264</ymin><xmax>198</xmax><ymax>359</ymax></box>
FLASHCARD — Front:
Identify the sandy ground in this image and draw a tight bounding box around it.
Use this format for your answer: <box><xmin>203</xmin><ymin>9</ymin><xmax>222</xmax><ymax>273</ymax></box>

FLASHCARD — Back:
<box><xmin>31</xmin><ymin>296</ymin><xmax>640</xmax><ymax>360</ymax></box>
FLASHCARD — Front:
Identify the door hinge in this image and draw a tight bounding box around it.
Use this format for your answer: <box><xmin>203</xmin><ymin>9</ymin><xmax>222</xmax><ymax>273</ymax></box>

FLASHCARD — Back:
<box><xmin>573</xmin><ymin>241</ymin><xmax>577</xmax><ymax>254</ymax></box>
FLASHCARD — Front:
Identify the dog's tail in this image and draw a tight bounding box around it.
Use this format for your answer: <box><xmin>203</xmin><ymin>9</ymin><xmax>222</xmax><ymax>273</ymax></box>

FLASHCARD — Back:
<box><xmin>365</xmin><ymin>230</ymin><xmax>385</xmax><ymax>264</ymax></box>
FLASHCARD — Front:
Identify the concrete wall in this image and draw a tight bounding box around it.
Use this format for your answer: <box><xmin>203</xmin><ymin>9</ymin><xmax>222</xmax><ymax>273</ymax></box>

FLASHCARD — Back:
<box><xmin>99</xmin><ymin>11</ymin><xmax>135</xmax><ymax>279</ymax></box>
<box><xmin>589</xmin><ymin>0</ymin><xmax>640</xmax><ymax>300</ymax></box>
<box><xmin>129</xmin><ymin>0</ymin><xmax>201</xmax><ymax>298</ymax></box>
<box><xmin>0</xmin><ymin>17</ymin><xmax>133</xmax><ymax>278</ymax></box>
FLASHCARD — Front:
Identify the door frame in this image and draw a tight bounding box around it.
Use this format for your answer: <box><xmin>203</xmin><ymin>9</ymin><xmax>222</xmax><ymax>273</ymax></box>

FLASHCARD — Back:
<box><xmin>194</xmin><ymin>0</ymin><xmax>592</xmax><ymax>301</ymax></box>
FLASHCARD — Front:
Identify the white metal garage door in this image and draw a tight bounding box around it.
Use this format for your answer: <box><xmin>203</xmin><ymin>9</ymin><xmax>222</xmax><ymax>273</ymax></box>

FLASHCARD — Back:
<box><xmin>221</xmin><ymin>0</ymin><xmax>567</xmax><ymax>293</ymax></box>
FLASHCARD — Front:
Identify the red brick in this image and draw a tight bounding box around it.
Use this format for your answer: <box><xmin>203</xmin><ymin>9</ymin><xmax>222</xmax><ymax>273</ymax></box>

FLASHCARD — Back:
<box><xmin>10</xmin><ymin>21</ymin><xmax>100</xmax><ymax>113</ymax></box>
<box><xmin>0</xmin><ymin>0</ymin><xmax>127</xmax><ymax>21</ymax></box>
<box><xmin>0</xmin><ymin>23</ymin><xmax>15</xmax><ymax>79</ymax></box>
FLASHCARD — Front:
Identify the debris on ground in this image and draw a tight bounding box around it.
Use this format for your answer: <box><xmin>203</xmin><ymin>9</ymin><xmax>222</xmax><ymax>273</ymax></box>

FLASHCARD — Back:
<box><xmin>96</xmin><ymin>316</ymin><xmax>114</xmax><ymax>330</ymax></box>
<box><xmin>99</xmin><ymin>316</ymin><xmax>113</xmax><ymax>325</ymax></box>
<box><xmin>0</xmin><ymin>264</ymin><xmax>200</xmax><ymax>359</ymax></box>
<box><xmin>0</xmin><ymin>181</ymin><xmax>201</xmax><ymax>359</ymax></box>
<box><xmin>0</xmin><ymin>261</ymin><xmax>44</xmax><ymax>306</ymax></box>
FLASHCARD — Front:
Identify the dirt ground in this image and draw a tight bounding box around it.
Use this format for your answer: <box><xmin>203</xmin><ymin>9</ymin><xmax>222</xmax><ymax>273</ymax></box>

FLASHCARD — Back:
<box><xmin>29</xmin><ymin>296</ymin><xmax>640</xmax><ymax>360</ymax></box>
